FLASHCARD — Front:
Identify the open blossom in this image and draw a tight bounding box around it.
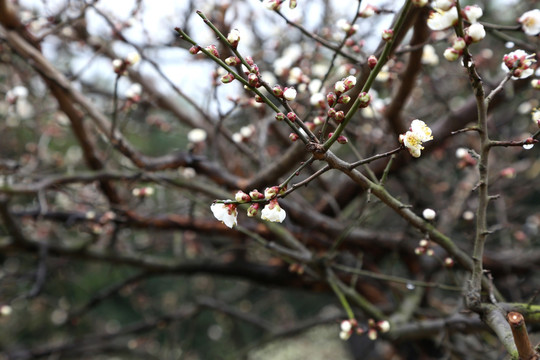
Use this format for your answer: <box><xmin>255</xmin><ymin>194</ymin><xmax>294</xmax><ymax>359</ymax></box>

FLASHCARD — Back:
<box><xmin>427</xmin><ymin>7</ymin><xmax>458</xmax><ymax>31</ymax></box>
<box><xmin>519</xmin><ymin>9</ymin><xmax>540</xmax><ymax>36</ymax></box>
<box><xmin>502</xmin><ymin>50</ymin><xmax>537</xmax><ymax>79</ymax></box>
<box><xmin>261</xmin><ymin>199</ymin><xmax>286</xmax><ymax>223</ymax></box>
<box><xmin>399</xmin><ymin>119</ymin><xmax>433</xmax><ymax>158</ymax></box>
<box><xmin>210</xmin><ymin>203</ymin><xmax>238</xmax><ymax>228</ymax></box>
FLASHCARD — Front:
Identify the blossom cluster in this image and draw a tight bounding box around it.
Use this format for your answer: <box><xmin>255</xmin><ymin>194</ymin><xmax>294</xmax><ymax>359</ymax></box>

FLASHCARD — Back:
<box><xmin>399</xmin><ymin>119</ymin><xmax>433</xmax><ymax>158</ymax></box>
<box><xmin>339</xmin><ymin>318</ymin><xmax>390</xmax><ymax>341</ymax></box>
<box><xmin>501</xmin><ymin>50</ymin><xmax>537</xmax><ymax>80</ymax></box>
<box><xmin>210</xmin><ymin>187</ymin><xmax>287</xmax><ymax>229</ymax></box>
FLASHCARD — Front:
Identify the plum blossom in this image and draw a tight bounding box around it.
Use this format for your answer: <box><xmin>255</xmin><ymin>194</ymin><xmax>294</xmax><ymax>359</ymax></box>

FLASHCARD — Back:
<box><xmin>518</xmin><ymin>9</ymin><xmax>540</xmax><ymax>36</ymax></box>
<box><xmin>261</xmin><ymin>200</ymin><xmax>286</xmax><ymax>223</ymax></box>
<box><xmin>283</xmin><ymin>87</ymin><xmax>297</xmax><ymax>101</ymax></box>
<box><xmin>502</xmin><ymin>50</ymin><xmax>537</xmax><ymax>79</ymax></box>
<box><xmin>466</xmin><ymin>23</ymin><xmax>486</xmax><ymax>42</ymax></box>
<box><xmin>427</xmin><ymin>7</ymin><xmax>458</xmax><ymax>31</ymax></box>
<box><xmin>399</xmin><ymin>119</ymin><xmax>433</xmax><ymax>158</ymax></box>
<box><xmin>210</xmin><ymin>203</ymin><xmax>238</xmax><ymax>228</ymax></box>
<box><xmin>433</xmin><ymin>0</ymin><xmax>454</xmax><ymax>11</ymax></box>
<box><xmin>462</xmin><ymin>5</ymin><xmax>483</xmax><ymax>23</ymax></box>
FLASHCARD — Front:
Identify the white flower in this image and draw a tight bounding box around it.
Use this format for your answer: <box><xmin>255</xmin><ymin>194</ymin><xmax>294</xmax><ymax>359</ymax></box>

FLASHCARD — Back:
<box><xmin>427</xmin><ymin>7</ymin><xmax>458</xmax><ymax>31</ymax></box>
<box><xmin>519</xmin><ymin>9</ymin><xmax>540</xmax><ymax>36</ymax></box>
<box><xmin>399</xmin><ymin>119</ymin><xmax>433</xmax><ymax>158</ymax></box>
<box><xmin>339</xmin><ymin>330</ymin><xmax>351</xmax><ymax>340</ymax></box>
<box><xmin>261</xmin><ymin>200</ymin><xmax>286</xmax><ymax>223</ymax></box>
<box><xmin>210</xmin><ymin>203</ymin><xmax>238</xmax><ymax>228</ymax></box>
<box><xmin>502</xmin><ymin>50</ymin><xmax>537</xmax><ymax>79</ymax></box>
<box><xmin>187</xmin><ymin>128</ymin><xmax>207</xmax><ymax>143</ymax></box>
<box><xmin>432</xmin><ymin>0</ymin><xmax>454</xmax><ymax>11</ymax></box>
<box><xmin>340</xmin><ymin>320</ymin><xmax>353</xmax><ymax>332</ymax></box>
<box><xmin>310</xmin><ymin>93</ymin><xmax>325</xmax><ymax>107</ymax></box>
<box><xmin>334</xmin><ymin>80</ymin><xmax>346</xmax><ymax>93</ymax></box>
<box><xmin>227</xmin><ymin>29</ymin><xmax>240</xmax><ymax>44</ymax></box>
<box><xmin>283</xmin><ymin>87</ymin><xmax>297</xmax><ymax>101</ymax></box>
<box><xmin>126</xmin><ymin>52</ymin><xmax>140</xmax><ymax>65</ymax></box>
<box><xmin>422</xmin><ymin>208</ymin><xmax>437</xmax><ymax>220</ymax></box>
<box><xmin>463</xmin><ymin>5</ymin><xmax>483</xmax><ymax>23</ymax></box>
<box><xmin>466</xmin><ymin>23</ymin><xmax>486</xmax><ymax>42</ymax></box>
<box><xmin>262</xmin><ymin>0</ymin><xmax>281</xmax><ymax>10</ymax></box>
<box><xmin>125</xmin><ymin>83</ymin><xmax>142</xmax><ymax>99</ymax></box>
<box><xmin>443</xmin><ymin>47</ymin><xmax>459</xmax><ymax>61</ymax></box>
<box><xmin>421</xmin><ymin>45</ymin><xmax>439</xmax><ymax>66</ymax></box>
<box><xmin>455</xmin><ymin>147</ymin><xmax>468</xmax><ymax>159</ymax></box>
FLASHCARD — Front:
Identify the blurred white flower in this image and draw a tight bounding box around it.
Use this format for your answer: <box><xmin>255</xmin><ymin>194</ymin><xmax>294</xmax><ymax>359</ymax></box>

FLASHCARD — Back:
<box><xmin>463</xmin><ymin>5</ymin><xmax>483</xmax><ymax>23</ymax></box>
<box><xmin>519</xmin><ymin>9</ymin><xmax>540</xmax><ymax>36</ymax></box>
<box><xmin>421</xmin><ymin>45</ymin><xmax>439</xmax><ymax>66</ymax></box>
<box><xmin>427</xmin><ymin>7</ymin><xmax>458</xmax><ymax>31</ymax></box>
<box><xmin>187</xmin><ymin>128</ymin><xmax>207</xmax><ymax>143</ymax></box>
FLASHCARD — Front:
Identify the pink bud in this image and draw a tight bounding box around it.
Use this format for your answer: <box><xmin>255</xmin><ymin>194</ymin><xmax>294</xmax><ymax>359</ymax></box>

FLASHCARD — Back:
<box><xmin>338</xmin><ymin>95</ymin><xmax>351</xmax><ymax>104</ymax></box>
<box><xmin>205</xmin><ymin>45</ymin><xmax>220</xmax><ymax>58</ymax></box>
<box><xmin>235</xmin><ymin>191</ymin><xmax>251</xmax><ymax>203</ymax></box>
<box><xmin>381</xmin><ymin>29</ymin><xmax>394</xmax><ymax>42</ymax></box>
<box><xmin>248</xmin><ymin>73</ymin><xmax>258</xmax><ymax>87</ymax></box>
<box><xmin>273</xmin><ymin>85</ymin><xmax>284</xmax><ymax>97</ymax></box>
<box><xmin>335</xmin><ymin>111</ymin><xmax>345</xmax><ymax>123</ymax></box>
<box><xmin>327</xmin><ymin>108</ymin><xmax>337</xmax><ymax>118</ymax></box>
<box><xmin>225</xmin><ymin>56</ymin><xmax>240</xmax><ymax>66</ymax></box>
<box><xmin>327</xmin><ymin>92</ymin><xmax>337</xmax><ymax>107</ymax></box>
<box><xmin>247</xmin><ymin>203</ymin><xmax>260</xmax><ymax>217</ymax></box>
<box><xmin>221</xmin><ymin>73</ymin><xmax>235</xmax><ymax>83</ymax></box>
<box><xmin>249</xmin><ymin>189</ymin><xmax>265</xmax><ymax>200</ymax></box>
<box><xmin>275</xmin><ymin>112</ymin><xmax>285</xmax><ymax>121</ymax></box>
<box><xmin>367</xmin><ymin>55</ymin><xmax>378</xmax><ymax>69</ymax></box>
<box><xmin>287</xmin><ymin>112</ymin><xmax>297</xmax><ymax>122</ymax></box>
<box><xmin>289</xmin><ymin>133</ymin><xmax>300</xmax><ymax>141</ymax></box>
<box><xmin>189</xmin><ymin>46</ymin><xmax>201</xmax><ymax>55</ymax></box>
<box><xmin>337</xmin><ymin>135</ymin><xmax>348</xmax><ymax>144</ymax></box>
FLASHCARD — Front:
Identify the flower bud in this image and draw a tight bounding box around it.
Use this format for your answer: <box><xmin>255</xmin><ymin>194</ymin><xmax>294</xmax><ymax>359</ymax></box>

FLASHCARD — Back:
<box><xmin>531</xmin><ymin>79</ymin><xmax>540</xmax><ymax>90</ymax></box>
<box><xmin>358</xmin><ymin>92</ymin><xmax>371</xmax><ymax>108</ymax></box>
<box><xmin>310</xmin><ymin>93</ymin><xmax>326</xmax><ymax>108</ymax></box>
<box><xmin>367</xmin><ymin>55</ymin><xmax>378</xmax><ymax>69</ymax></box>
<box><xmin>444</xmin><ymin>48</ymin><xmax>460</xmax><ymax>62</ymax></box>
<box><xmin>221</xmin><ymin>73</ymin><xmax>235</xmax><ymax>83</ymax></box>
<box><xmin>289</xmin><ymin>0</ymin><xmax>297</xmax><ymax>8</ymax></box>
<box><xmin>225</xmin><ymin>56</ymin><xmax>240</xmax><ymax>66</ymax></box>
<box><xmin>273</xmin><ymin>85</ymin><xmax>284</xmax><ymax>97</ymax></box>
<box><xmin>337</xmin><ymin>135</ymin><xmax>348</xmax><ymax>144</ymax></box>
<box><xmin>466</xmin><ymin>23</ymin><xmax>486</xmax><ymax>43</ymax></box>
<box><xmin>327</xmin><ymin>107</ymin><xmax>337</xmax><ymax>118</ymax></box>
<box><xmin>235</xmin><ymin>191</ymin><xmax>251</xmax><ymax>203</ymax></box>
<box><xmin>334</xmin><ymin>110</ymin><xmax>345</xmax><ymax>123</ymax></box>
<box><xmin>254</xmin><ymin>94</ymin><xmax>264</xmax><ymax>103</ymax></box>
<box><xmin>334</xmin><ymin>80</ymin><xmax>346</xmax><ymax>94</ymax></box>
<box><xmin>314</xmin><ymin>116</ymin><xmax>324</xmax><ymax>125</ymax></box>
<box><xmin>343</xmin><ymin>75</ymin><xmax>356</xmax><ymax>90</ymax></box>
<box><xmin>247</xmin><ymin>203</ymin><xmax>260</xmax><ymax>217</ymax></box>
<box><xmin>205</xmin><ymin>44</ymin><xmax>220</xmax><ymax>58</ymax></box>
<box><xmin>452</xmin><ymin>37</ymin><xmax>466</xmax><ymax>51</ymax></box>
<box><xmin>248</xmin><ymin>73</ymin><xmax>258</xmax><ymax>87</ymax></box>
<box><xmin>289</xmin><ymin>133</ymin><xmax>300</xmax><ymax>141</ymax></box>
<box><xmin>264</xmin><ymin>186</ymin><xmax>279</xmax><ymax>199</ymax></box>
<box><xmin>444</xmin><ymin>257</ymin><xmax>455</xmax><ymax>267</ymax></box>
<box><xmin>287</xmin><ymin>112</ymin><xmax>297</xmax><ymax>122</ymax></box>
<box><xmin>227</xmin><ymin>29</ymin><xmax>240</xmax><ymax>48</ymax></box>
<box><xmin>327</xmin><ymin>92</ymin><xmax>337</xmax><ymax>107</ymax></box>
<box><xmin>249</xmin><ymin>189</ymin><xmax>265</xmax><ymax>200</ymax></box>
<box><xmin>338</xmin><ymin>94</ymin><xmax>351</xmax><ymax>104</ymax></box>
<box><xmin>189</xmin><ymin>46</ymin><xmax>201</xmax><ymax>55</ymax></box>
<box><xmin>381</xmin><ymin>29</ymin><xmax>394</xmax><ymax>42</ymax></box>
<box><xmin>377</xmin><ymin>320</ymin><xmax>390</xmax><ymax>333</ymax></box>
<box><xmin>275</xmin><ymin>112</ymin><xmax>285</xmax><ymax>121</ymax></box>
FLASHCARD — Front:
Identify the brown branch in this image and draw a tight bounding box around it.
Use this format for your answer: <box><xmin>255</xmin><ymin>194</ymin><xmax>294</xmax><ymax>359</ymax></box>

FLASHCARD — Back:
<box><xmin>508</xmin><ymin>312</ymin><xmax>539</xmax><ymax>360</ymax></box>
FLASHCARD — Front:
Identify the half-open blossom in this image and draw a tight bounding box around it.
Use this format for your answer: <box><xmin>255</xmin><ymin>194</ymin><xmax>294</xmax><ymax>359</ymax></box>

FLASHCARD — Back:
<box><xmin>502</xmin><ymin>50</ymin><xmax>537</xmax><ymax>79</ymax></box>
<box><xmin>519</xmin><ymin>9</ymin><xmax>540</xmax><ymax>36</ymax></box>
<box><xmin>263</xmin><ymin>0</ymin><xmax>282</xmax><ymax>10</ymax></box>
<box><xmin>427</xmin><ymin>7</ymin><xmax>458</xmax><ymax>31</ymax></box>
<box><xmin>462</xmin><ymin>5</ymin><xmax>483</xmax><ymax>23</ymax></box>
<box><xmin>399</xmin><ymin>119</ymin><xmax>433</xmax><ymax>158</ymax></box>
<box><xmin>261</xmin><ymin>199</ymin><xmax>286</xmax><ymax>223</ymax></box>
<box><xmin>227</xmin><ymin>29</ymin><xmax>240</xmax><ymax>48</ymax></box>
<box><xmin>444</xmin><ymin>48</ymin><xmax>460</xmax><ymax>61</ymax></box>
<box><xmin>210</xmin><ymin>203</ymin><xmax>238</xmax><ymax>228</ymax></box>
<box><xmin>466</xmin><ymin>23</ymin><xmax>486</xmax><ymax>43</ymax></box>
